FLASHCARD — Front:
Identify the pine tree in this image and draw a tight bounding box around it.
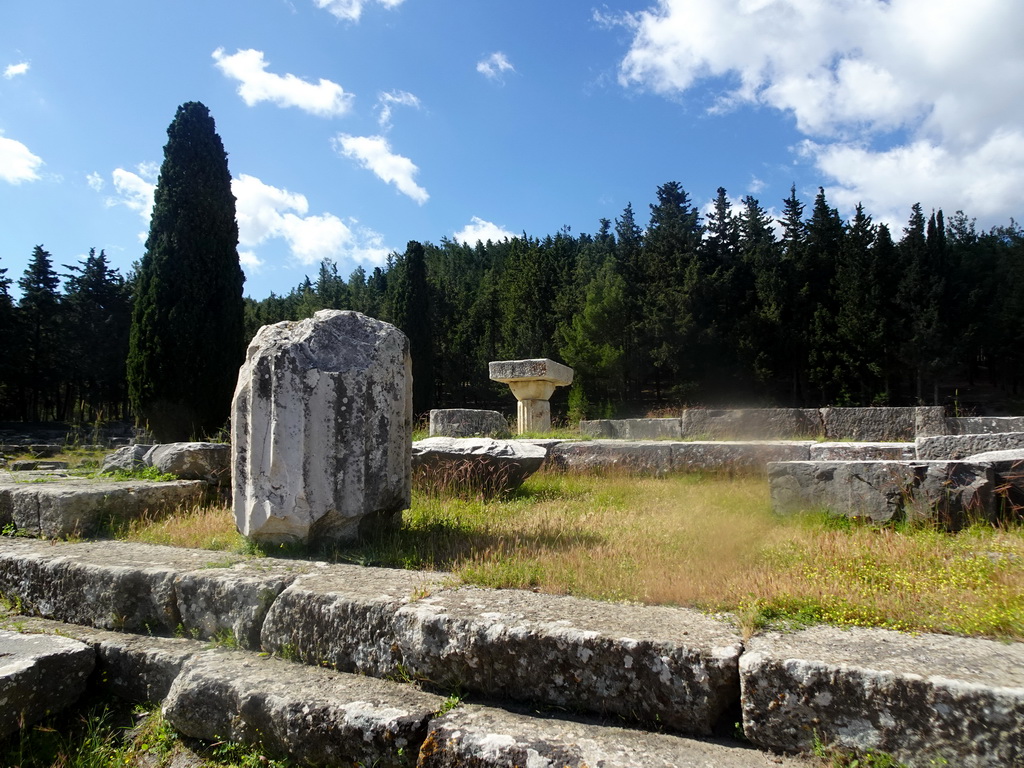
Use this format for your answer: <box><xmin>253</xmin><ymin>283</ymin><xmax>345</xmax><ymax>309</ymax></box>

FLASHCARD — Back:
<box><xmin>17</xmin><ymin>245</ymin><xmax>62</xmax><ymax>421</ymax></box>
<box><xmin>127</xmin><ymin>102</ymin><xmax>245</xmax><ymax>441</ymax></box>
<box><xmin>0</xmin><ymin>256</ymin><xmax>18</xmax><ymax>418</ymax></box>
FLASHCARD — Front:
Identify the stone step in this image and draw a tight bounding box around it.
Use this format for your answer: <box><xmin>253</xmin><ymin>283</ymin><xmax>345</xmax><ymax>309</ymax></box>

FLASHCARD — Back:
<box><xmin>1</xmin><ymin>536</ymin><xmax>1021</xmax><ymax>766</ymax></box>
<box><xmin>0</xmin><ymin>628</ymin><xmax>95</xmax><ymax>738</ymax></box>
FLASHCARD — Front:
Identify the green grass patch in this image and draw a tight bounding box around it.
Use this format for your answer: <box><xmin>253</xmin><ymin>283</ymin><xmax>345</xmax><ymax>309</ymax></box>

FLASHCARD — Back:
<box><xmin>117</xmin><ymin>469</ymin><xmax>1024</xmax><ymax>640</ymax></box>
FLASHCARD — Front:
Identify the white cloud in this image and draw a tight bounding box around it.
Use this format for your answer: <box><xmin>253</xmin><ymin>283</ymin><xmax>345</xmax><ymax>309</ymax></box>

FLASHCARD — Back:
<box><xmin>3</xmin><ymin>62</ymin><xmax>29</xmax><ymax>79</ymax></box>
<box><xmin>109</xmin><ymin>167</ymin><xmax>156</xmax><ymax>220</ymax></box>
<box><xmin>238</xmin><ymin>250</ymin><xmax>265</xmax><ymax>272</ymax></box>
<box><xmin>453</xmin><ymin>216</ymin><xmax>514</xmax><ymax>245</ymax></box>
<box><xmin>212</xmin><ymin>48</ymin><xmax>353</xmax><ymax>117</ymax></box>
<box><xmin>314</xmin><ymin>0</ymin><xmax>404</xmax><ymax>22</ymax></box>
<box><xmin>376</xmin><ymin>90</ymin><xmax>421</xmax><ymax>129</ymax></box>
<box><xmin>614</xmin><ymin>0</ymin><xmax>1024</xmax><ymax>223</ymax></box>
<box><xmin>477</xmin><ymin>52</ymin><xmax>514</xmax><ymax>81</ymax></box>
<box><xmin>0</xmin><ymin>131</ymin><xmax>43</xmax><ymax>184</ymax></box>
<box><xmin>86</xmin><ymin>172</ymin><xmax>105</xmax><ymax>191</ymax></box>
<box><xmin>333</xmin><ymin>134</ymin><xmax>429</xmax><ymax>204</ymax></box>
<box><xmin>232</xmin><ymin>173</ymin><xmax>390</xmax><ymax>266</ymax></box>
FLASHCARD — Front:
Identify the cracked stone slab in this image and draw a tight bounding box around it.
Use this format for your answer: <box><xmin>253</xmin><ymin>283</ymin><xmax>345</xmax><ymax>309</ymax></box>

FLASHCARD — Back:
<box><xmin>163</xmin><ymin>648</ymin><xmax>446</xmax><ymax>768</ymax></box>
<box><xmin>917</xmin><ymin>432</ymin><xmax>1024</xmax><ymax>460</ymax></box>
<box><xmin>0</xmin><ymin>614</ymin><xmax>205</xmax><ymax>703</ymax></box>
<box><xmin>419</xmin><ymin>704</ymin><xmax>814</xmax><ymax>768</ymax></box>
<box><xmin>0</xmin><ymin>475</ymin><xmax>210</xmax><ymax>538</ymax></box>
<box><xmin>0</xmin><ymin>538</ymin><xmax>311</xmax><ymax>642</ymax></box>
<box><xmin>0</xmin><ymin>628</ymin><xmax>95</xmax><ymax>738</ymax></box>
<box><xmin>741</xmin><ymin>625</ymin><xmax>1024</xmax><ymax>767</ymax></box>
<box><xmin>396</xmin><ymin>588</ymin><xmax>742</xmax><ymax>735</ymax></box>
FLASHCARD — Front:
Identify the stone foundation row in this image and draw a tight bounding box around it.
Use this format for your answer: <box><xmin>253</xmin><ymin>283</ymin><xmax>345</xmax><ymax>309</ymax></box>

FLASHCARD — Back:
<box><xmin>1</xmin><ymin>538</ymin><xmax>1021</xmax><ymax>767</ymax></box>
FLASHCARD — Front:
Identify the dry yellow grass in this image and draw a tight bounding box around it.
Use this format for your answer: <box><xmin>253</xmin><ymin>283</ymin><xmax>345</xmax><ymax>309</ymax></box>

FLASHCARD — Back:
<box><xmin>117</xmin><ymin>470</ymin><xmax>1024</xmax><ymax>639</ymax></box>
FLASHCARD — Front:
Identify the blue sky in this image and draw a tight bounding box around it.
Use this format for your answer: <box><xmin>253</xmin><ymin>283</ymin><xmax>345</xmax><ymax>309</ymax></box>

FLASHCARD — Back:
<box><xmin>2</xmin><ymin>0</ymin><xmax>1022</xmax><ymax>300</ymax></box>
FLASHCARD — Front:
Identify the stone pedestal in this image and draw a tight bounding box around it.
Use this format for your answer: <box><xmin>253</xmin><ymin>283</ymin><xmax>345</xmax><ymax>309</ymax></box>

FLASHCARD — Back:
<box><xmin>488</xmin><ymin>359</ymin><xmax>573</xmax><ymax>434</ymax></box>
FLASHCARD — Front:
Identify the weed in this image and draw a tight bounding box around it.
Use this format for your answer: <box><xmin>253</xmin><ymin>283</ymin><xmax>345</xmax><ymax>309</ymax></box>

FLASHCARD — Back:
<box><xmin>812</xmin><ymin>734</ymin><xmax>908</xmax><ymax>767</ymax></box>
<box><xmin>98</xmin><ymin>465</ymin><xmax>178</xmax><ymax>482</ymax></box>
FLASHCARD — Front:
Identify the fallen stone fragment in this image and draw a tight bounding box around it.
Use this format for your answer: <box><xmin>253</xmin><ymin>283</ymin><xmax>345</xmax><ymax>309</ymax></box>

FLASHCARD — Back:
<box><xmin>10</xmin><ymin>460</ymin><xmax>68</xmax><ymax>471</ymax></box>
<box><xmin>741</xmin><ymin>625</ymin><xmax>1024</xmax><ymax>768</ymax></box>
<box><xmin>163</xmin><ymin>649</ymin><xmax>445</xmax><ymax>768</ymax></box>
<box><xmin>145</xmin><ymin>442</ymin><xmax>230</xmax><ymax>483</ymax></box>
<box><xmin>420</xmin><ymin>704</ymin><xmax>813</xmax><ymax>768</ymax></box>
<box><xmin>0</xmin><ymin>629</ymin><xmax>95</xmax><ymax>738</ymax></box>
<box><xmin>412</xmin><ymin>437</ymin><xmax>547</xmax><ymax>495</ymax></box>
<box><xmin>232</xmin><ymin>309</ymin><xmax>412</xmax><ymax>546</ymax></box>
<box><xmin>100</xmin><ymin>444</ymin><xmax>154</xmax><ymax>473</ymax></box>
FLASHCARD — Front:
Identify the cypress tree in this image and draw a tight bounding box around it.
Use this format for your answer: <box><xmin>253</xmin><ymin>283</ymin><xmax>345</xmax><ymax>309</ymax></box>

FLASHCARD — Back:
<box><xmin>127</xmin><ymin>102</ymin><xmax>244</xmax><ymax>441</ymax></box>
<box><xmin>390</xmin><ymin>240</ymin><xmax>434</xmax><ymax>415</ymax></box>
<box><xmin>17</xmin><ymin>246</ymin><xmax>62</xmax><ymax>421</ymax></box>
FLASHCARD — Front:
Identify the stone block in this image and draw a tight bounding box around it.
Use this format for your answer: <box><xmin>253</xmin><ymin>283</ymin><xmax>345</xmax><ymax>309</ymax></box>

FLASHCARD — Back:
<box><xmin>10</xmin><ymin>460</ymin><xmax>68</xmax><ymax>471</ymax></box>
<box><xmin>578</xmin><ymin>418</ymin><xmax>682</xmax><ymax>440</ymax></box>
<box><xmin>810</xmin><ymin>442</ymin><xmax>917</xmax><ymax>461</ymax></box>
<box><xmin>420</xmin><ymin>704</ymin><xmax>811</xmax><ymax>768</ymax></box>
<box><xmin>682</xmin><ymin>408</ymin><xmax>823</xmax><ymax>439</ymax></box>
<box><xmin>768</xmin><ymin>460</ymin><xmax>996</xmax><ymax>528</ymax></box>
<box><xmin>488</xmin><ymin>358</ymin><xmax>574</xmax><ymax>387</ymax></box>
<box><xmin>428</xmin><ymin>408</ymin><xmax>509</xmax><ymax>438</ymax></box>
<box><xmin>163</xmin><ymin>649</ymin><xmax>445</xmax><ymax>768</ymax></box>
<box><xmin>145</xmin><ymin>442</ymin><xmax>230</xmax><ymax>483</ymax></box>
<box><xmin>917</xmin><ymin>432</ymin><xmax>1024</xmax><ymax>460</ymax></box>
<box><xmin>0</xmin><ymin>629</ymin><xmax>95</xmax><ymax>738</ymax></box>
<box><xmin>0</xmin><ymin>478</ymin><xmax>210</xmax><ymax>538</ymax></box>
<box><xmin>232</xmin><ymin>310</ymin><xmax>412</xmax><ymax>546</ymax></box>
<box><xmin>546</xmin><ymin>441</ymin><xmax>675</xmax><ymax>474</ymax></box>
<box><xmin>821</xmin><ymin>407</ymin><xmax>918</xmax><ymax>441</ymax></box>
<box><xmin>672</xmin><ymin>441</ymin><xmax>813</xmax><ymax>472</ymax></box>
<box><xmin>946</xmin><ymin>416</ymin><xmax>1024</xmax><ymax>435</ymax></box>
<box><xmin>100</xmin><ymin>444</ymin><xmax>153</xmax><ymax>473</ymax></box>
<box><xmin>411</xmin><ymin>437</ymin><xmax>547</xmax><ymax>495</ymax></box>
<box><xmin>741</xmin><ymin>625</ymin><xmax>1024</xmax><ymax>767</ymax></box>
<box><xmin>914</xmin><ymin>405</ymin><xmax>948</xmax><ymax>437</ymax></box>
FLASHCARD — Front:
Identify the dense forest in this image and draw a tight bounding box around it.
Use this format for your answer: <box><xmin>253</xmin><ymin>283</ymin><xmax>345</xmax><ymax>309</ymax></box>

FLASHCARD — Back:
<box><xmin>3</xmin><ymin>181</ymin><xmax>1024</xmax><ymax>427</ymax></box>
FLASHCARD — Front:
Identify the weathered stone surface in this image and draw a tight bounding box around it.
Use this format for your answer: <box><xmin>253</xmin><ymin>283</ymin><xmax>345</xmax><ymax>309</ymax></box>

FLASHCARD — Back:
<box><xmin>672</xmin><ymin>441</ymin><xmax>813</xmax><ymax>472</ymax></box>
<box><xmin>411</xmin><ymin>437</ymin><xmax>547</xmax><ymax>495</ymax></box>
<box><xmin>768</xmin><ymin>461</ymin><xmax>918</xmax><ymax>523</ymax></box>
<box><xmin>145</xmin><ymin>442</ymin><xmax>230</xmax><ymax>483</ymax></box>
<box><xmin>259</xmin><ymin>565</ymin><xmax>446</xmax><ymax>674</ymax></box>
<box><xmin>768</xmin><ymin>460</ymin><xmax>996</xmax><ymax>527</ymax></box>
<box><xmin>0</xmin><ymin>476</ymin><xmax>210</xmax><ymax>538</ymax></box>
<box><xmin>101</xmin><ymin>444</ymin><xmax>154</xmax><ymax>473</ymax></box>
<box><xmin>232</xmin><ymin>309</ymin><xmax>412</xmax><ymax>546</ymax></box>
<box><xmin>488</xmin><ymin>358</ymin><xmax>574</xmax><ymax>388</ymax></box>
<box><xmin>163</xmin><ymin>649</ymin><xmax>444</xmax><ymax>768</ymax></box>
<box><xmin>429</xmin><ymin>409</ymin><xmax>509</xmax><ymax>438</ymax></box>
<box><xmin>1</xmin><ymin>615</ymin><xmax>204</xmax><ymax>703</ymax></box>
<box><xmin>809</xmin><ymin>442</ymin><xmax>916</xmax><ymax>461</ymax></box>
<box><xmin>914</xmin><ymin>405</ymin><xmax>948</xmax><ymax>438</ymax></box>
<box><xmin>946</xmin><ymin>416</ymin><xmax>1024</xmax><ymax>435</ymax></box>
<box><xmin>420</xmin><ymin>704</ymin><xmax>813</xmax><ymax>768</ymax></box>
<box><xmin>741</xmin><ymin>625</ymin><xmax>1024</xmax><ymax>767</ymax></box>
<box><xmin>394</xmin><ymin>588</ymin><xmax>743</xmax><ymax>735</ymax></box>
<box><xmin>917</xmin><ymin>431</ymin><xmax>1024</xmax><ymax>460</ymax></box>
<box><xmin>0</xmin><ymin>629</ymin><xmax>95</xmax><ymax>738</ymax></box>
<box><xmin>579</xmin><ymin>418</ymin><xmax>683</xmax><ymax>440</ymax></box>
<box><xmin>821</xmin><ymin>407</ymin><xmax>918</xmax><ymax>441</ymax></box>
<box><xmin>547</xmin><ymin>440</ymin><xmax>676</xmax><ymax>474</ymax></box>
<box><xmin>262</xmin><ymin>568</ymin><xmax>742</xmax><ymax>735</ymax></box>
<box><xmin>0</xmin><ymin>539</ymin><xmax>245</xmax><ymax>634</ymax></box>
<box><xmin>905</xmin><ymin>461</ymin><xmax>995</xmax><ymax>529</ymax></box>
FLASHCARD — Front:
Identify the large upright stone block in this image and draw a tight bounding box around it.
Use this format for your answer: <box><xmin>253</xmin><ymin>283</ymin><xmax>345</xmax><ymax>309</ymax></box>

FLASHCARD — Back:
<box><xmin>232</xmin><ymin>310</ymin><xmax>412</xmax><ymax>545</ymax></box>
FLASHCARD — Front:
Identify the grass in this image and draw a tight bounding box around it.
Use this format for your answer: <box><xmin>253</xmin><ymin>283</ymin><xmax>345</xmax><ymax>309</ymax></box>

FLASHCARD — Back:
<box><xmin>1</xmin><ymin>700</ymin><xmax>295</xmax><ymax>768</ymax></box>
<box><xmin>114</xmin><ymin>468</ymin><xmax>1024</xmax><ymax>640</ymax></box>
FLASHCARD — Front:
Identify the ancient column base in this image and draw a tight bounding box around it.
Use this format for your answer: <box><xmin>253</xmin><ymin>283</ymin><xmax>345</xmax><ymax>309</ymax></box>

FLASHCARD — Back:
<box><xmin>517</xmin><ymin>398</ymin><xmax>551</xmax><ymax>434</ymax></box>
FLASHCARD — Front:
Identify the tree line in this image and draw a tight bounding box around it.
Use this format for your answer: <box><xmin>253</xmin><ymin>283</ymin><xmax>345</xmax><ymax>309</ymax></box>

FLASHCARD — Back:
<box><xmin>3</xmin><ymin>180</ymin><xmax>1023</xmax><ymax>428</ymax></box>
